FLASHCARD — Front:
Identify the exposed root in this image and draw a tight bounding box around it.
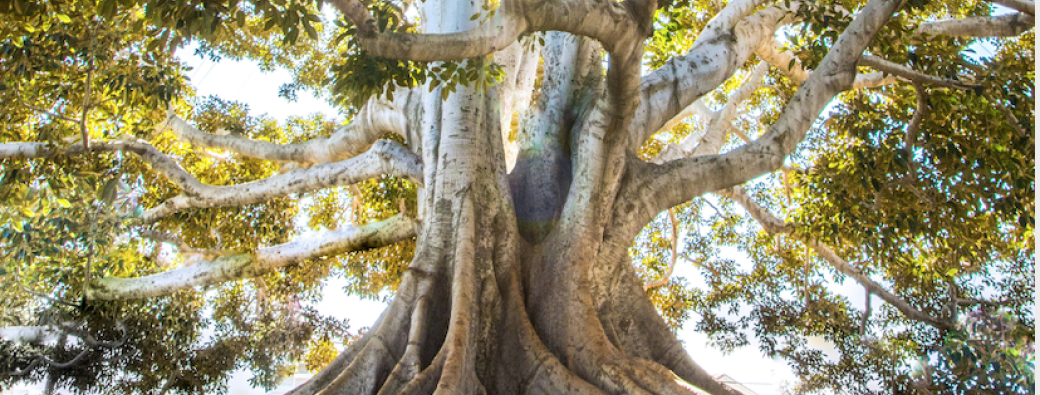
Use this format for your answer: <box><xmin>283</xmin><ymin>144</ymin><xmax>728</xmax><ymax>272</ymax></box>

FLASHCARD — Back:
<box><xmin>396</xmin><ymin>352</ymin><xmax>445</xmax><ymax>395</ymax></box>
<box><xmin>376</xmin><ymin>297</ymin><xmax>429</xmax><ymax>395</ymax></box>
<box><xmin>287</xmin><ymin>179</ymin><xmax>727</xmax><ymax>395</ymax></box>
<box><xmin>432</xmin><ymin>197</ymin><xmax>491</xmax><ymax>395</ymax></box>
<box><xmin>316</xmin><ymin>334</ymin><xmax>395</xmax><ymax>395</ymax></box>
<box><xmin>289</xmin><ymin>262</ymin><xmax>439</xmax><ymax>395</ymax></box>
<box><xmin>576</xmin><ymin>346</ymin><xmax>700</xmax><ymax>395</ymax></box>
<box><xmin>497</xmin><ymin>262</ymin><xmax>606</xmax><ymax>395</ymax></box>
<box><xmin>592</xmin><ymin>249</ymin><xmax>746</xmax><ymax>395</ymax></box>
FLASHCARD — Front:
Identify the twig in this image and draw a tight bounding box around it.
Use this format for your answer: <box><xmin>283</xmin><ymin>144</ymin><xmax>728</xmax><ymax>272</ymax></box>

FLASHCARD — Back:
<box><xmin>22</xmin><ymin>102</ymin><xmax>80</xmax><ymax>124</ymax></box>
<box><xmin>983</xmin><ymin>92</ymin><xmax>1028</xmax><ymax>138</ymax></box>
<box><xmin>859</xmin><ymin>55</ymin><xmax>977</xmax><ymax>90</ymax></box>
<box><xmin>680</xmin><ymin>253</ymin><xmax>722</xmax><ymax>279</ymax></box>
<box><xmin>79</xmin><ymin>25</ymin><xmax>98</xmax><ymax>151</ymax></box>
<box><xmin>14</xmin><ymin>266</ymin><xmax>82</xmax><ymax>308</ymax></box>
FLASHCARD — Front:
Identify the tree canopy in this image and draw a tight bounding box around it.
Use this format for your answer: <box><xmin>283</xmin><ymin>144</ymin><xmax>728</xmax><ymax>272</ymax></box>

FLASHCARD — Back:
<box><xmin>0</xmin><ymin>0</ymin><xmax>1033</xmax><ymax>394</ymax></box>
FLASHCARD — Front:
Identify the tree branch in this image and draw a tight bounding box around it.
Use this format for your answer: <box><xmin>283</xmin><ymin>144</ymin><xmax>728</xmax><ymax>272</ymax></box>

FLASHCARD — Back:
<box><xmin>0</xmin><ymin>326</ymin><xmax>65</xmax><ymax>344</ymax></box>
<box><xmin>859</xmin><ymin>55</ymin><xmax>977</xmax><ymax>89</ymax></box>
<box><xmin>79</xmin><ymin>57</ymin><xmax>95</xmax><ymax>151</ymax></box>
<box><xmin>22</xmin><ymin>102</ymin><xmax>81</xmax><ymax>124</ymax></box>
<box><xmin>629</xmin><ymin>0</ymin><xmax>790</xmax><ymax>147</ymax></box>
<box><xmin>721</xmin><ymin>186</ymin><xmax>955</xmax><ymax>330</ymax></box>
<box><xmin>608</xmin><ymin>0</ymin><xmax>902</xmax><ymax>256</ymax></box>
<box><xmin>331</xmin><ymin>0</ymin><xmax>644</xmax><ymax>61</ymax></box>
<box><xmin>990</xmin><ymin>0</ymin><xmax>1035</xmax><ymax>15</ymax></box>
<box><xmin>0</xmin><ymin>139</ymin><xmax>208</xmax><ymax>195</ymax></box>
<box><xmin>983</xmin><ymin>92</ymin><xmax>1029</xmax><ymax>138</ymax></box>
<box><xmin>86</xmin><ymin>214</ymin><xmax>420</xmax><ymax>300</ymax></box>
<box><xmin>140</xmin><ymin>229</ymin><xmax>214</xmax><ymax>254</ymax></box>
<box><xmin>141</xmin><ymin>139</ymin><xmax>423</xmax><ymax>222</ymax></box>
<box><xmin>650</xmin><ymin>61</ymin><xmax>769</xmax><ymax>164</ymax></box>
<box><xmin>159</xmin><ymin>97</ymin><xmax>407</xmax><ymax>164</ymax></box>
<box><xmin>7</xmin><ymin>321</ymin><xmax>128</xmax><ymax>376</ymax></box>
<box><xmin>914</xmin><ymin>12</ymin><xmax>1034</xmax><ymax>38</ymax></box>
<box><xmin>666</xmin><ymin>0</ymin><xmax>902</xmax><ymax>205</ymax></box>
<box><xmin>756</xmin><ymin>39</ymin><xmax>898</xmax><ymax>89</ymax></box>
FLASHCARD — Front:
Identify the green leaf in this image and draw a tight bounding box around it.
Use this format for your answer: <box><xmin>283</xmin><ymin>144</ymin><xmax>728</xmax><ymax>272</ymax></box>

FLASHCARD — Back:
<box><xmin>55</xmin><ymin>198</ymin><xmax>71</xmax><ymax>208</ymax></box>
<box><xmin>303</xmin><ymin>22</ymin><xmax>318</xmax><ymax>40</ymax></box>
<box><xmin>12</xmin><ymin>221</ymin><xmax>23</xmax><ymax>233</ymax></box>
<box><xmin>100</xmin><ymin>178</ymin><xmax>120</xmax><ymax>205</ymax></box>
<box><xmin>55</xmin><ymin>13</ymin><xmax>71</xmax><ymax>23</ymax></box>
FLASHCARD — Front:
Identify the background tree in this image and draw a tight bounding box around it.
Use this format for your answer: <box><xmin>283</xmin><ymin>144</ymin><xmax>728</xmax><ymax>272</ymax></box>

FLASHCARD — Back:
<box><xmin>0</xmin><ymin>0</ymin><xmax>1033</xmax><ymax>394</ymax></box>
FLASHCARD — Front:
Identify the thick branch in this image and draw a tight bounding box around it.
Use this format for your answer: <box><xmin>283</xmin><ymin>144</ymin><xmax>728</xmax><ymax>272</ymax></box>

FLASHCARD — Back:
<box><xmin>86</xmin><ymin>214</ymin><xmax>419</xmax><ymax>300</ymax></box>
<box><xmin>657</xmin><ymin>0</ymin><xmax>902</xmax><ymax>208</ymax></box>
<box><xmin>0</xmin><ymin>139</ymin><xmax>208</xmax><ymax>194</ymax></box>
<box><xmin>722</xmin><ymin>187</ymin><xmax>954</xmax><ymax>330</ymax></box>
<box><xmin>914</xmin><ymin>13</ymin><xmax>1034</xmax><ymax>38</ymax></box>
<box><xmin>650</xmin><ymin>62</ymin><xmax>769</xmax><ymax>164</ymax></box>
<box><xmin>1</xmin><ymin>142</ymin><xmax>85</xmax><ymax>159</ymax></box>
<box><xmin>990</xmin><ymin>0</ymin><xmax>1035</xmax><ymax>15</ymax></box>
<box><xmin>331</xmin><ymin>0</ymin><xmax>643</xmax><ymax>61</ymax></box>
<box><xmin>756</xmin><ymin>39</ymin><xmax>897</xmax><ymax>89</ymax></box>
<box><xmin>141</xmin><ymin>140</ymin><xmax>423</xmax><ymax>222</ymax></box>
<box><xmin>0</xmin><ymin>327</ymin><xmax>64</xmax><ymax>344</ymax></box>
<box><xmin>331</xmin><ymin>0</ymin><xmax>527</xmax><ymax>61</ymax></box>
<box><xmin>630</xmin><ymin>0</ymin><xmax>788</xmax><ymax>146</ymax></box>
<box><xmin>609</xmin><ymin>0</ymin><xmax>902</xmax><ymax>253</ymax></box>
<box><xmin>160</xmin><ymin>98</ymin><xmax>406</xmax><ymax>164</ymax></box>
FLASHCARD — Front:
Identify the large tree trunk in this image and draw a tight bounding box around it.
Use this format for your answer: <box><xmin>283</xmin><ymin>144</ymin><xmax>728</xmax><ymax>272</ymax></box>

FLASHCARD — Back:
<box><xmin>283</xmin><ymin>1</ymin><xmax>737</xmax><ymax>393</ymax></box>
<box><xmin>278</xmin><ymin>0</ymin><xmax>909</xmax><ymax>390</ymax></box>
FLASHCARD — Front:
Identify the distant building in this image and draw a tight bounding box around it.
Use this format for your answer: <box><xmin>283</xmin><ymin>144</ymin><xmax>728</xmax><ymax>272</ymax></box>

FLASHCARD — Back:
<box><xmin>669</xmin><ymin>373</ymin><xmax>763</xmax><ymax>395</ymax></box>
<box><xmin>715</xmin><ymin>374</ymin><xmax>761</xmax><ymax>395</ymax></box>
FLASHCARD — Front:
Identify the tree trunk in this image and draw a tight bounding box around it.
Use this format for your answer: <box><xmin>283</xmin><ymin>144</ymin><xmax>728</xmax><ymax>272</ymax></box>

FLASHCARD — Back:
<box><xmin>283</xmin><ymin>0</ymin><xmax>732</xmax><ymax>392</ymax></box>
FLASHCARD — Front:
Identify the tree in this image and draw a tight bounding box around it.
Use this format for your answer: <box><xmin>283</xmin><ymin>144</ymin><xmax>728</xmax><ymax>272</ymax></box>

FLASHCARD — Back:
<box><xmin>0</xmin><ymin>0</ymin><xmax>1033</xmax><ymax>393</ymax></box>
